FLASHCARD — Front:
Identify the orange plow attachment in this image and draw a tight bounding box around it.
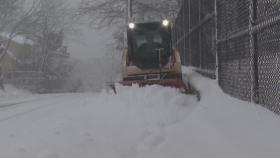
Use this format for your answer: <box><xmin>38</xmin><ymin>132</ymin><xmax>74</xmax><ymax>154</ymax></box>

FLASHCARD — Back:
<box><xmin>108</xmin><ymin>78</ymin><xmax>200</xmax><ymax>100</ymax></box>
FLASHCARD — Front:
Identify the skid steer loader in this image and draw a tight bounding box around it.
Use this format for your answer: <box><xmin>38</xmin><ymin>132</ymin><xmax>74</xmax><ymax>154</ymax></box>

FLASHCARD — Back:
<box><xmin>111</xmin><ymin>20</ymin><xmax>191</xmax><ymax>94</ymax></box>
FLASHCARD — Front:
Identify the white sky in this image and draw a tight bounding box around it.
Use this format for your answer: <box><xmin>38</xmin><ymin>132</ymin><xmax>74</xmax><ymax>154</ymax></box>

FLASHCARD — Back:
<box><xmin>22</xmin><ymin>0</ymin><xmax>115</xmax><ymax>60</ymax></box>
<box><xmin>66</xmin><ymin>25</ymin><xmax>113</xmax><ymax>60</ymax></box>
<box><xmin>65</xmin><ymin>0</ymin><xmax>114</xmax><ymax>60</ymax></box>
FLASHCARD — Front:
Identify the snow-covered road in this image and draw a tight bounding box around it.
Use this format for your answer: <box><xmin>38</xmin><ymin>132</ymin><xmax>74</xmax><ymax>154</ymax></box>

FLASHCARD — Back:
<box><xmin>0</xmin><ymin>67</ymin><xmax>280</xmax><ymax>158</ymax></box>
<box><xmin>0</xmin><ymin>85</ymin><xmax>197</xmax><ymax>158</ymax></box>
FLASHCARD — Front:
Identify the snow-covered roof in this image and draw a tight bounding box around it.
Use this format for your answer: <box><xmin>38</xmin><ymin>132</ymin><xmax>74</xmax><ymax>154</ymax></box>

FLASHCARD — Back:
<box><xmin>0</xmin><ymin>33</ymin><xmax>34</xmax><ymax>45</ymax></box>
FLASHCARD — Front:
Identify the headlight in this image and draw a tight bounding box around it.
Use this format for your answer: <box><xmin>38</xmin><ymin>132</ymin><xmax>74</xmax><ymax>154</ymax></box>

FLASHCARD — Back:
<box><xmin>128</xmin><ymin>22</ymin><xmax>135</xmax><ymax>29</ymax></box>
<box><xmin>162</xmin><ymin>19</ymin><xmax>169</xmax><ymax>27</ymax></box>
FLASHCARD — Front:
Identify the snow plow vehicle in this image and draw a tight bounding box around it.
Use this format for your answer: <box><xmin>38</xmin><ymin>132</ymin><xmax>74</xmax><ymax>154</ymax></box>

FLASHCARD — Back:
<box><xmin>112</xmin><ymin>20</ymin><xmax>191</xmax><ymax>94</ymax></box>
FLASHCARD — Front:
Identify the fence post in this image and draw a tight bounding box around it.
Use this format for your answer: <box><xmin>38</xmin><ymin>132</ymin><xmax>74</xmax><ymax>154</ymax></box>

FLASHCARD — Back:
<box><xmin>188</xmin><ymin>0</ymin><xmax>191</xmax><ymax>65</ymax></box>
<box><xmin>252</xmin><ymin>0</ymin><xmax>259</xmax><ymax>104</ymax></box>
<box><xmin>249</xmin><ymin>0</ymin><xmax>259</xmax><ymax>103</ymax></box>
<box><xmin>183</xmin><ymin>0</ymin><xmax>186</xmax><ymax>65</ymax></box>
<box><xmin>198</xmin><ymin>0</ymin><xmax>202</xmax><ymax>69</ymax></box>
<box><xmin>214</xmin><ymin>0</ymin><xmax>219</xmax><ymax>82</ymax></box>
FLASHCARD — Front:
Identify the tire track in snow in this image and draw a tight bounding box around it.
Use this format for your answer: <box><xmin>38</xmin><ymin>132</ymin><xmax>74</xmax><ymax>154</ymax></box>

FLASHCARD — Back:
<box><xmin>0</xmin><ymin>94</ymin><xmax>66</xmax><ymax>111</ymax></box>
<box><xmin>0</xmin><ymin>94</ymin><xmax>84</xmax><ymax>123</ymax></box>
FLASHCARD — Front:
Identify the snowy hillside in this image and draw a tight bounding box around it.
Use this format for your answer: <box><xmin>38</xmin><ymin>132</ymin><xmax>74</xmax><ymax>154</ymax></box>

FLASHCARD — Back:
<box><xmin>0</xmin><ymin>67</ymin><xmax>279</xmax><ymax>158</ymax></box>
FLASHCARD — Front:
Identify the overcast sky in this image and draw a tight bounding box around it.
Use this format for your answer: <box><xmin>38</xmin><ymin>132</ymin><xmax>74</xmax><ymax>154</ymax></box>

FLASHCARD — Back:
<box><xmin>66</xmin><ymin>25</ymin><xmax>113</xmax><ymax>60</ymax></box>
<box><xmin>65</xmin><ymin>0</ymin><xmax>114</xmax><ymax>60</ymax></box>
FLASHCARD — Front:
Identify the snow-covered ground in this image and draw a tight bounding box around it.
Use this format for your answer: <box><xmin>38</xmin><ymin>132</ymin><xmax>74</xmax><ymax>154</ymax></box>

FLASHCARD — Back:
<box><xmin>0</xmin><ymin>84</ymin><xmax>31</xmax><ymax>97</ymax></box>
<box><xmin>0</xmin><ymin>67</ymin><xmax>279</xmax><ymax>158</ymax></box>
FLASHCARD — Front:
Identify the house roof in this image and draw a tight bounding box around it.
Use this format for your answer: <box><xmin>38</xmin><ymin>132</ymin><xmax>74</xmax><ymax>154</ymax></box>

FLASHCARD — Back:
<box><xmin>0</xmin><ymin>45</ymin><xmax>22</xmax><ymax>65</ymax></box>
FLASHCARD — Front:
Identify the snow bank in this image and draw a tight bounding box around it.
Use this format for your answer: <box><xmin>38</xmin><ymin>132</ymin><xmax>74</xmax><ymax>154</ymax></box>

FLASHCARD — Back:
<box><xmin>148</xmin><ymin>67</ymin><xmax>280</xmax><ymax>158</ymax></box>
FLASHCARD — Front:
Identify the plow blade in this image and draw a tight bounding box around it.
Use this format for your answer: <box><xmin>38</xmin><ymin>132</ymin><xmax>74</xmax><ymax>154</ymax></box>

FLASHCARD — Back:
<box><xmin>118</xmin><ymin>78</ymin><xmax>191</xmax><ymax>94</ymax></box>
<box><xmin>108</xmin><ymin>79</ymin><xmax>200</xmax><ymax>100</ymax></box>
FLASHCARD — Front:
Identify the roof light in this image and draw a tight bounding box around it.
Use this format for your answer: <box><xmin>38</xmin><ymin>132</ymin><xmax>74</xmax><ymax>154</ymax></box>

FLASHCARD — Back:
<box><xmin>162</xmin><ymin>19</ymin><xmax>169</xmax><ymax>27</ymax></box>
<box><xmin>128</xmin><ymin>22</ymin><xmax>135</xmax><ymax>29</ymax></box>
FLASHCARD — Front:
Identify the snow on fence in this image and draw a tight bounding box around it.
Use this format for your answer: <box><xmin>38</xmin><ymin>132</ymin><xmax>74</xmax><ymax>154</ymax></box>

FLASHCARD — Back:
<box><xmin>173</xmin><ymin>0</ymin><xmax>280</xmax><ymax>114</ymax></box>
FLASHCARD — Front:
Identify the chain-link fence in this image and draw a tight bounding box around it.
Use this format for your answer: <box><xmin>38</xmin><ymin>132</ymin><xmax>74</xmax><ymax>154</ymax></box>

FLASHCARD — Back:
<box><xmin>173</xmin><ymin>0</ymin><xmax>216</xmax><ymax>79</ymax></box>
<box><xmin>4</xmin><ymin>71</ymin><xmax>44</xmax><ymax>92</ymax></box>
<box><xmin>173</xmin><ymin>0</ymin><xmax>280</xmax><ymax>114</ymax></box>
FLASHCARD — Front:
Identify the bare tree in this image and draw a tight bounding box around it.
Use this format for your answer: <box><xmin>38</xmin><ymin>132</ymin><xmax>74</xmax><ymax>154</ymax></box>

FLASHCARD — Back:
<box><xmin>0</xmin><ymin>0</ymin><xmax>40</xmax><ymax>62</ymax></box>
<box><xmin>20</xmin><ymin>0</ymin><xmax>73</xmax><ymax>71</ymax></box>
<box><xmin>0</xmin><ymin>0</ymin><xmax>75</xmax><ymax>92</ymax></box>
<box><xmin>77</xmin><ymin>0</ymin><xmax>181</xmax><ymax>50</ymax></box>
<box><xmin>0</xmin><ymin>0</ymin><xmax>40</xmax><ymax>90</ymax></box>
<box><xmin>78</xmin><ymin>0</ymin><xmax>181</xmax><ymax>28</ymax></box>
<box><xmin>0</xmin><ymin>0</ymin><xmax>23</xmax><ymax>32</ymax></box>
<box><xmin>21</xmin><ymin>0</ymin><xmax>76</xmax><ymax>92</ymax></box>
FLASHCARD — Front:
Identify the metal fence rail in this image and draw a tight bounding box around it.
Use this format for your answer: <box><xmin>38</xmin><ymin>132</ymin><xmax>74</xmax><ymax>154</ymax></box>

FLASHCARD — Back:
<box><xmin>173</xmin><ymin>0</ymin><xmax>280</xmax><ymax>114</ymax></box>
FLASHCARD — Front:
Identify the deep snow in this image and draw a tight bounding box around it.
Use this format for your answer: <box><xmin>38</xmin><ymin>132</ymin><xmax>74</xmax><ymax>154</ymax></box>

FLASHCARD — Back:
<box><xmin>0</xmin><ymin>67</ymin><xmax>279</xmax><ymax>158</ymax></box>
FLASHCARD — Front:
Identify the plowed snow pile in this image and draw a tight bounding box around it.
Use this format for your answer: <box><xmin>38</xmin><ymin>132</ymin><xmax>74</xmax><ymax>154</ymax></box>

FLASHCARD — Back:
<box><xmin>0</xmin><ymin>67</ymin><xmax>279</xmax><ymax>158</ymax></box>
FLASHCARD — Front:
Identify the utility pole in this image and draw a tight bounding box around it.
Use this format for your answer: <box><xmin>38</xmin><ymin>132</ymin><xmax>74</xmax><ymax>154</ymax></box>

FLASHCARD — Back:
<box><xmin>127</xmin><ymin>0</ymin><xmax>132</xmax><ymax>22</ymax></box>
<box><xmin>125</xmin><ymin>0</ymin><xmax>133</xmax><ymax>48</ymax></box>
